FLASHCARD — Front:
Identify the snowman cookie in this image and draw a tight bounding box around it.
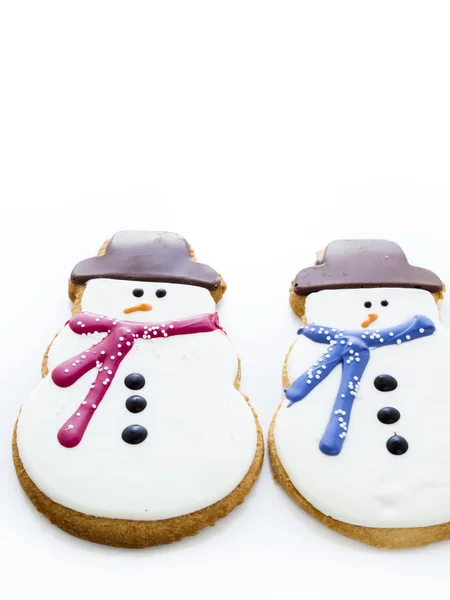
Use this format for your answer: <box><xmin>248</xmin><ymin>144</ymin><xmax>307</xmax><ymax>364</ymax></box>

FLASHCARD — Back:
<box><xmin>14</xmin><ymin>231</ymin><xmax>263</xmax><ymax>548</ymax></box>
<box><xmin>268</xmin><ymin>239</ymin><xmax>450</xmax><ymax>548</ymax></box>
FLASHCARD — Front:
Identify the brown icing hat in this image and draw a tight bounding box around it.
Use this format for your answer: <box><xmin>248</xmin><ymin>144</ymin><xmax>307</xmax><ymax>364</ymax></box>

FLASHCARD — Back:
<box><xmin>71</xmin><ymin>231</ymin><xmax>221</xmax><ymax>291</ymax></box>
<box><xmin>293</xmin><ymin>239</ymin><xmax>443</xmax><ymax>295</ymax></box>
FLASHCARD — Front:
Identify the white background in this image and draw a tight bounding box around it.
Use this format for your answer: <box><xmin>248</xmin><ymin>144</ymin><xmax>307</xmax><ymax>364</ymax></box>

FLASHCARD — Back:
<box><xmin>1</xmin><ymin>1</ymin><xmax>450</xmax><ymax>598</ymax></box>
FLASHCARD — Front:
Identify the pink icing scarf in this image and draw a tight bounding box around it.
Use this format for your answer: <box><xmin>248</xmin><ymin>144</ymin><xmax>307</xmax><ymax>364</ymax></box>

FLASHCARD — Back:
<box><xmin>52</xmin><ymin>311</ymin><xmax>222</xmax><ymax>448</ymax></box>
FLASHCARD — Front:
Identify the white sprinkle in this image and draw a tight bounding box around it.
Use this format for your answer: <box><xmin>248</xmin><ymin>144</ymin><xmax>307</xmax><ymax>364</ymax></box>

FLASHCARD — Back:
<box><xmin>419</xmin><ymin>328</ymin><xmax>425</xmax><ymax>333</ymax></box>
<box><xmin>118</xmin><ymin>352</ymin><xmax>122</xmax><ymax>356</ymax></box>
<box><xmin>90</xmin><ymin>384</ymin><xmax>95</xmax><ymax>389</ymax></box>
<box><xmin>379</xmin><ymin>338</ymin><xmax>384</xmax><ymax>343</ymax></box>
<box><xmin>353</xmin><ymin>376</ymin><xmax>358</xmax><ymax>380</ymax></box>
<box><xmin>169</xmin><ymin>325</ymin><xmax>174</xmax><ymax>329</ymax></box>
<box><xmin>307</xmin><ymin>379</ymin><xmax>311</xmax><ymax>384</ymax></box>
<box><xmin>315</xmin><ymin>374</ymin><xmax>320</xmax><ymax>379</ymax></box>
<box><xmin>341</xmin><ymin>394</ymin><xmax>345</xmax><ymax>398</ymax></box>
<box><xmin>326</xmin><ymin>336</ymin><xmax>331</xmax><ymax>341</ymax></box>
<box><xmin>323</xmin><ymin>365</ymin><xmax>327</xmax><ymax>369</ymax></box>
<box><xmin>389</xmin><ymin>332</ymin><xmax>394</xmax><ymax>336</ymax></box>
<box><xmin>81</xmin><ymin>355</ymin><xmax>86</xmax><ymax>359</ymax></box>
<box><xmin>72</xmin><ymin>362</ymin><xmax>76</xmax><ymax>367</ymax></box>
<box><xmin>126</xmin><ymin>341</ymin><xmax>131</xmax><ymax>345</ymax></box>
<box><xmin>77</xmin><ymin>321</ymin><xmax>82</xmax><ymax>325</ymax></box>
<box><xmin>325</xmin><ymin>330</ymin><xmax>329</xmax><ymax>334</ymax></box>
<box><xmin>310</xmin><ymin>328</ymin><xmax>315</xmax><ymax>332</ymax></box>
<box><xmin>356</xmin><ymin>357</ymin><xmax>360</xmax><ymax>362</ymax></box>
<box><xmin>64</xmin><ymin>368</ymin><xmax>69</xmax><ymax>373</ymax></box>
<box><xmin>338</xmin><ymin>417</ymin><xmax>344</xmax><ymax>422</ymax></box>
<box><xmin>126</xmin><ymin>329</ymin><xmax>131</xmax><ymax>333</ymax></box>
<box><xmin>92</xmin><ymin>404</ymin><xmax>97</xmax><ymax>409</ymax></box>
<box><xmin>346</xmin><ymin>360</ymin><xmax>351</xmax><ymax>364</ymax></box>
<box><xmin>81</xmin><ymin>324</ymin><xmax>85</xmax><ymax>328</ymax></box>
<box><xmin>82</xmin><ymin>400</ymin><xmax>87</xmax><ymax>404</ymax></box>
<box><xmin>76</xmin><ymin>412</ymin><xmax>81</xmax><ymax>417</ymax></box>
<box><xmin>349</xmin><ymin>349</ymin><xmax>354</xmax><ymax>354</ymax></box>
<box><xmin>101</xmin><ymin>351</ymin><xmax>106</xmax><ymax>355</ymax></box>
<box><xmin>67</xmin><ymin>424</ymin><xmax>74</xmax><ymax>430</ymax></box>
<box><xmin>317</xmin><ymin>370</ymin><xmax>322</xmax><ymax>375</ymax></box>
<box><xmin>153</xmin><ymin>331</ymin><xmax>157</xmax><ymax>335</ymax></box>
<box><xmin>397</xmin><ymin>339</ymin><xmax>402</xmax><ymax>344</ymax></box>
<box><xmin>340</xmin><ymin>340</ymin><xmax>345</xmax><ymax>345</ymax></box>
<box><xmin>110</xmin><ymin>355</ymin><xmax>115</xmax><ymax>360</ymax></box>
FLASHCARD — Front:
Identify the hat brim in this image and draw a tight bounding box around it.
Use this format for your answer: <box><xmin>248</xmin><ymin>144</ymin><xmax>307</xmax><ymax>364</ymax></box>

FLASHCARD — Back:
<box><xmin>293</xmin><ymin>264</ymin><xmax>443</xmax><ymax>295</ymax></box>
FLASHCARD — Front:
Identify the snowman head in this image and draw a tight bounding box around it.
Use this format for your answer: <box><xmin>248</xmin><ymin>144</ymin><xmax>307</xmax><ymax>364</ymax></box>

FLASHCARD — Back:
<box><xmin>290</xmin><ymin>240</ymin><xmax>444</xmax><ymax>329</ymax></box>
<box><xmin>69</xmin><ymin>231</ymin><xmax>226</xmax><ymax>320</ymax></box>
<box><xmin>79</xmin><ymin>279</ymin><xmax>218</xmax><ymax>322</ymax></box>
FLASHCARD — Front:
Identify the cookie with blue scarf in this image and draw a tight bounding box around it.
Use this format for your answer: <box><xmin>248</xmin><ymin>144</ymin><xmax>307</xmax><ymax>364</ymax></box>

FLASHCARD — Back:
<box><xmin>269</xmin><ymin>239</ymin><xmax>450</xmax><ymax>548</ymax></box>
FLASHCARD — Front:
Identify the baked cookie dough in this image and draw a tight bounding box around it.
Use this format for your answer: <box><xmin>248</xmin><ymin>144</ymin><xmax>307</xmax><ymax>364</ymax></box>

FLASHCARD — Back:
<box><xmin>14</xmin><ymin>231</ymin><xmax>263</xmax><ymax>548</ymax></box>
<box><xmin>269</xmin><ymin>239</ymin><xmax>450</xmax><ymax>548</ymax></box>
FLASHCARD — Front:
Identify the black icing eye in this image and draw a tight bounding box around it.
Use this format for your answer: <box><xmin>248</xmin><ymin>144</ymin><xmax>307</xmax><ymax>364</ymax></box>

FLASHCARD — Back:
<box><xmin>132</xmin><ymin>288</ymin><xmax>144</xmax><ymax>298</ymax></box>
<box><xmin>155</xmin><ymin>289</ymin><xmax>167</xmax><ymax>298</ymax></box>
<box><xmin>381</xmin><ymin>300</ymin><xmax>389</xmax><ymax>307</ymax></box>
<box><xmin>364</xmin><ymin>301</ymin><xmax>372</xmax><ymax>309</ymax></box>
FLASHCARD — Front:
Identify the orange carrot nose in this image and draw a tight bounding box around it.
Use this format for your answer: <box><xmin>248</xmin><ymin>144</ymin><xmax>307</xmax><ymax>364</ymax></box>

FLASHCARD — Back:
<box><xmin>123</xmin><ymin>303</ymin><xmax>153</xmax><ymax>314</ymax></box>
<box><xmin>361</xmin><ymin>313</ymin><xmax>378</xmax><ymax>328</ymax></box>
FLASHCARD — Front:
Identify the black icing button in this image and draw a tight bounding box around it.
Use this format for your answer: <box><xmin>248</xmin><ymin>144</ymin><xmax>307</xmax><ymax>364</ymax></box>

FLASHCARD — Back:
<box><xmin>126</xmin><ymin>395</ymin><xmax>147</xmax><ymax>414</ymax></box>
<box><xmin>386</xmin><ymin>435</ymin><xmax>408</xmax><ymax>455</ymax></box>
<box><xmin>377</xmin><ymin>407</ymin><xmax>401</xmax><ymax>425</ymax></box>
<box><xmin>374</xmin><ymin>374</ymin><xmax>398</xmax><ymax>392</ymax></box>
<box><xmin>124</xmin><ymin>373</ymin><xmax>145</xmax><ymax>390</ymax></box>
<box><xmin>122</xmin><ymin>425</ymin><xmax>148</xmax><ymax>445</ymax></box>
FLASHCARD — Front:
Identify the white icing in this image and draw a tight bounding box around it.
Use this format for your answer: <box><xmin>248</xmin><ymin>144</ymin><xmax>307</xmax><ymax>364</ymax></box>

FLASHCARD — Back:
<box><xmin>80</xmin><ymin>279</ymin><xmax>217</xmax><ymax>323</ymax></box>
<box><xmin>304</xmin><ymin>287</ymin><xmax>440</xmax><ymax>330</ymax></box>
<box><xmin>17</xmin><ymin>280</ymin><xmax>257</xmax><ymax>521</ymax></box>
<box><xmin>274</xmin><ymin>287</ymin><xmax>450</xmax><ymax>528</ymax></box>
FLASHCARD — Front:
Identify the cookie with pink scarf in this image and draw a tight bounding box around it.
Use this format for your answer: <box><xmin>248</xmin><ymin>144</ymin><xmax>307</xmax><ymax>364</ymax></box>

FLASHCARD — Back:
<box><xmin>14</xmin><ymin>231</ymin><xmax>263</xmax><ymax>548</ymax></box>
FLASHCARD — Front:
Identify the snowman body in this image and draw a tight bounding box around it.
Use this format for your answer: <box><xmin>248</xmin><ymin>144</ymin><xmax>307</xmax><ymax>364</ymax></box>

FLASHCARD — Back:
<box><xmin>17</xmin><ymin>279</ymin><xmax>257</xmax><ymax>521</ymax></box>
<box><xmin>274</xmin><ymin>287</ymin><xmax>450</xmax><ymax>528</ymax></box>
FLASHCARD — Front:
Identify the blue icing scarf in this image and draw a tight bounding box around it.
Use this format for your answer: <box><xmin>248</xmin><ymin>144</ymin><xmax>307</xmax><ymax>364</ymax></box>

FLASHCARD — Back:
<box><xmin>285</xmin><ymin>315</ymin><xmax>436</xmax><ymax>456</ymax></box>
